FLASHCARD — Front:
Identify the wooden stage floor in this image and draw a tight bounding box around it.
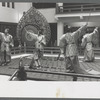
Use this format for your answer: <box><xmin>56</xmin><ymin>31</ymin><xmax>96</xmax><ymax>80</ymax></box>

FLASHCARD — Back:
<box><xmin>1</xmin><ymin>54</ymin><xmax>100</xmax><ymax>81</ymax></box>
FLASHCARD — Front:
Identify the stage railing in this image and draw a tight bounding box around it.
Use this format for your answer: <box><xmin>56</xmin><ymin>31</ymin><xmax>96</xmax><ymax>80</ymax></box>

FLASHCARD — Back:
<box><xmin>56</xmin><ymin>4</ymin><xmax>100</xmax><ymax>14</ymax></box>
<box><xmin>11</xmin><ymin>46</ymin><xmax>100</xmax><ymax>56</ymax></box>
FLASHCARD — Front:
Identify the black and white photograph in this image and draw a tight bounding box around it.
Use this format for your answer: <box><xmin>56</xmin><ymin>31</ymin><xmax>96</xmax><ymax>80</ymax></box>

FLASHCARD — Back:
<box><xmin>0</xmin><ymin>2</ymin><xmax>100</xmax><ymax>81</ymax></box>
<box><xmin>1</xmin><ymin>0</ymin><xmax>100</xmax><ymax>98</ymax></box>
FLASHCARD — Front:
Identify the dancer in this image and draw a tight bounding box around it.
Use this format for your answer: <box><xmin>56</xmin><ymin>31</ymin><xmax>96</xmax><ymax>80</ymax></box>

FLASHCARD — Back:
<box><xmin>0</xmin><ymin>32</ymin><xmax>5</xmax><ymax>65</ymax></box>
<box><xmin>81</xmin><ymin>27</ymin><xmax>98</xmax><ymax>62</ymax></box>
<box><xmin>29</xmin><ymin>29</ymin><xmax>46</xmax><ymax>69</ymax></box>
<box><xmin>1</xmin><ymin>28</ymin><xmax>14</xmax><ymax>65</ymax></box>
<box><xmin>59</xmin><ymin>24</ymin><xmax>88</xmax><ymax>73</ymax></box>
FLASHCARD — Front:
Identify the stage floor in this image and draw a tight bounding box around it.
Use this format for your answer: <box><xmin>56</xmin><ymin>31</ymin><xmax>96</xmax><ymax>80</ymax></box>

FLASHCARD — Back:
<box><xmin>1</xmin><ymin>53</ymin><xmax>100</xmax><ymax>81</ymax></box>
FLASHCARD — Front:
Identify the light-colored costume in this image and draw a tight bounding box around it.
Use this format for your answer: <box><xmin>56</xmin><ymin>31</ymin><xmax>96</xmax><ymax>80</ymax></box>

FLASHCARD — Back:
<box><xmin>0</xmin><ymin>32</ymin><xmax>4</xmax><ymax>64</ymax></box>
<box><xmin>81</xmin><ymin>27</ymin><xmax>98</xmax><ymax>62</ymax></box>
<box><xmin>0</xmin><ymin>33</ymin><xmax>13</xmax><ymax>63</ymax></box>
<box><xmin>30</xmin><ymin>33</ymin><xmax>46</xmax><ymax>68</ymax></box>
<box><xmin>59</xmin><ymin>24</ymin><xmax>87</xmax><ymax>73</ymax></box>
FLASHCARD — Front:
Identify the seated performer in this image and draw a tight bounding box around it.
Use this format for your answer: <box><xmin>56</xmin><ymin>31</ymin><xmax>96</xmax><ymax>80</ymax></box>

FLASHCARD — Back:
<box><xmin>59</xmin><ymin>24</ymin><xmax>88</xmax><ymax>73</ymax></box>
<box><xmin>15</xmin><ymin>57</ymin><xmax>27</xmax><ymax>81</ymax></box>
<box><xmin>13</xmin><ymin>58</ymin><xmax>27</xmax><ymax>81</ymax></box>
<box><xmin>81</xmin><ymin>27</ymin><xmax>98</xmax><ymax>62</ymax></box>
<box><xmin>1</xmin><ymin>28</ymin><xmax>14</xmax><ymax>65</ymax></box>
<box><xmin>29</xmin><ymin>29</ymin><xmax>46</xmax><ymax>69</ymax></box>
<box><xmin>16</xmin><ymin>66</ymin><xmax>27</xmax><ymax>81</ymax></box>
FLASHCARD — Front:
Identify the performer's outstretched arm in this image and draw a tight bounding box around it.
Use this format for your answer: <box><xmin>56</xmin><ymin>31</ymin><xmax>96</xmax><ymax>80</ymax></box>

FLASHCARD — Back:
<box><xmin>0</xmin><ymin>32</ymin><xmax>4</xmax><ymax>40</ymax></box>
<box><xmin>59</xmin><ymin>34</ymin><xmax>66</xmax><ymax>54</ymax></box>
<box><xmin>91</xmin><ymin>27</ymin><xmax>98</xmax><ymax>36</ymax></box>
<box><xmin>90</xmin><ymin>27</ymin><xmax>99</xmax><ymax>45</ymax></box>
<box><xmin>40</xmin><ymin>35</ymin><xmax>46</xmax><ymax>46</ymax></box>
<box><xmin>81</xmin><ymin>37</ymin><xmax>87</xmax><ymax>48</ymax></box>
<box><xmin>10</xmin><ymin>35</ymin><xmax>14</xmax><ymax>47</ymax></box>
<box><xmin>72</xmin><ymin>23</ymin><xmax>88</xmax><ymax>40</ymax></box>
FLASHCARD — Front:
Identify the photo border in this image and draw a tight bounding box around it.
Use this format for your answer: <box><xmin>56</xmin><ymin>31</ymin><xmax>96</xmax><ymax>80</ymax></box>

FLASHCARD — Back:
<box><xmin>0</xmin><ymin>0</ymin><xmax>100</xmax><ymax>99</ymax></box>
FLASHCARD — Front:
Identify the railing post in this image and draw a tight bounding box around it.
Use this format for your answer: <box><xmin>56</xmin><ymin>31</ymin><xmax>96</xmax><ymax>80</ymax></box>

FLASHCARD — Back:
<box><xmin>14</xmin><ymin>47</ymin><xmax>15</xmax><ymax>55</ymax></box>
<box><xmin>51</xmin><ymin>50</ymin><xmax>53</xmax><ymax>54</ymax></box>
<box><xmin>24</xmin><ymin>42</ymin><xmax>26</xmax><ymax>53</ymax></box>
<box><xmin>19</xmin><ymin>46</ymin><xmax>21</xmax><ymax>54</ymax></box>
<box><xmin>93</xmin><ymin>7</ymin><xmax>96</xmax><ymax>11</ymax></box>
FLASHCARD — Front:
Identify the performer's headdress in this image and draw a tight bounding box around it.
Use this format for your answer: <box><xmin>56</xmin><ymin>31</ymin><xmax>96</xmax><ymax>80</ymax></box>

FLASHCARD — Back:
<box><xmin>67</xmin><ymin>25</ymin><xmax>72</xmax><ymax>32</ymax></box>
<box><xmin>39</xmin><ymin>28</ymin><xmax>44</xmax><ymax>35</ymax></box>
<box><xmin>5</xmin><ymin>28</ymin><xmax>9</xmax><ymax>32</ymax></box>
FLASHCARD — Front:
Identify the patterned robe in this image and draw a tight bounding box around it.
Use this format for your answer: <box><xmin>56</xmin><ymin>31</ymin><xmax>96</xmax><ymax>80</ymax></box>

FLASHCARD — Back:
<box><xmin>0</xmin><ymin>33</ymin><xmax>13</xmax><ymax>63</ymax></box>
<box><xmin>30</xmin><ymin>34</ymin><xmax>46</xmax><ymax>68</ymax></box>
<box><xmin>81</xmin><ymin>28</ymin><xmax>98</xmax><ymax>62</ymax></box>
<box><xmin>1</xmin><ymin>33</ymin><xmax>13</xmax><ymax>54</ymax></box>
<box><xmin>35</xmin><ymin>34</ymin><xmax>46</xmax><ymax>59</ymax></box>
<box><xmin>59</xmin><ymin>25</ymin><xmax>87</xmax><ymax>73</ymax></box>
<box><xmin>0</xmin><ymin>32</ymin><xmax>4</xmax><ymax>63</ymax></box>
<box><xmin>35</xmin><ymin>34</ymin><xmax>46</xmax><ymax>50</ymax></box>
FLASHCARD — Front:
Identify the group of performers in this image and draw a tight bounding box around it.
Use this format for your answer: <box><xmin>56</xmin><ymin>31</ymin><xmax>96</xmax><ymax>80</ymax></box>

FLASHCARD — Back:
<box><xmin>0</xmin><ymin>24</ymin><xmax>99</xmax><ymax>75</ymax></box>
<box><xmin>27</xmin><ymin>23</ymin><xmax>98</xmax><ymax>74</ymax></box>
<box><xmin>59</xmin><ymin>23</ymin><xmax>98</xmax><ymax>73</ymax></box>
<box><xmin>0</xmin><ymin>27</ymin><xmax>46</xmax><ymax>70</ymax></box>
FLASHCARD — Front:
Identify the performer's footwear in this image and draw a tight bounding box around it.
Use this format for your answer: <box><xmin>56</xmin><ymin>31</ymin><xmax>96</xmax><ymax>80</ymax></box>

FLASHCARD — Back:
<box><xmin>66</xmin><ymin>67</ymin><xmax>74</xmax><ymax>71</ymax></box>
<box><xmin>66</xmin><ymin>69</ymin><xmax>75</xmax><ymax>73</ymax></box>
<box><xmin>3</xmin><ymin>62</ymin><xmax>8</xmax><ymax>66</ymax></box>
<box><xmin>29</xmin><ymin>67</ymin><xmax>33</xmax><ymax>69</ymax></box>
<box><xmin>29</xmin><ymin>65</ymin><xmax>37</xmax><ymax>69</ymax></box>
<box><xmin>36</xmin><ymin>65</ymin><xmax>41</xmax><ymax>69</ymax></box>
<box><xmin>29</xmin><ymin>65</ymin><xmax>33</xmax><ymax>69</ymax></box>
<box><xmin>6</xmin><ymin>60</ymin><xmax>11</xmax><ymax>64</ymax></box>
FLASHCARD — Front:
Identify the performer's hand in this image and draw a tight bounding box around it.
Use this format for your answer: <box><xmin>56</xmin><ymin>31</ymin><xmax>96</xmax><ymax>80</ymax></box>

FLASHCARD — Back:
<box><xmin>12</xmin><ymin>44</ymin><xmax>14</xmax><ymax>47</ymax></box>
<box><xmin>85</xmin><ymin>22</ymin><xmax>88</xmax><ymax>26</ymax></box>
<box><xmin>95</xmin><ymin>27</ymin><xmax>98</xmax><ymax>30</ymax></box>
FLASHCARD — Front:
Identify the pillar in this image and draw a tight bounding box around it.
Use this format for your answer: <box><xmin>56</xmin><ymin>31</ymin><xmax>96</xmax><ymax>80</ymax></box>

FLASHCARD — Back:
<box><xmin>57</xmin><ymin>21</ymin><xmax>64</xmax><ymax>46</ymax></box>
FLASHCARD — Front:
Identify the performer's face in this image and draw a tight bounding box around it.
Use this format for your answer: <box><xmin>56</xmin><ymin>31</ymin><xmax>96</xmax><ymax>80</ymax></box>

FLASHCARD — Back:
<box><xmin>5</xmin><ymin>29</ymin><xmax>9</xmax><ymax>34</ymax></box>
<box><xmin>67</xmin><ymin>27</ymin><xmax>72</xmax><ymax>32</ymax></box>
<box><xmin>86</xmin><ymin>28</ymin><xmax>90</xmax><ymax>33</ymax></box>
<box><xmin>38</xmin><ymin>30</ymin><xmax>42</xmax><ymax>36</ymax></box>
<box><xmin>38</xmin><ymin>31</ymin><xmax>40</xmax><ymax>35</ymax></box>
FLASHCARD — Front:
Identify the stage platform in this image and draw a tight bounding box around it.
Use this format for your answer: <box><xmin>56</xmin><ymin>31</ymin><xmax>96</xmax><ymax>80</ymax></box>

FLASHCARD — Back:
<box><xmin>1</xmin><ymin>53</ymin><xmax>100</xmax><ymax>81</ymax></box>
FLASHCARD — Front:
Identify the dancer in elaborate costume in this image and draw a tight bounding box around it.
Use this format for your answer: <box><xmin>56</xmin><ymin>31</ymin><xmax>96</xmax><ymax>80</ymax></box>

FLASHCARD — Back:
<box><xmin>81</xmin><ymin>27</ymin><xmax>98</xmax><ymax>62</ymax></box>
<box><xmin>0</xmin><ymin>32</ymin><xmax>5</xmax><ymax>65</ymax></box>
<box><xmin>1</xmin><ymin>28</ymin><xmax>14</xmax><ymax>65</ymax></box>
<box><xmin>59</xmin><ymin>24</ymin><xmax>88</xmax><ymax>73</ymax></box>
<box><xmin>29</xmin><ymin>29</ymin><xmax>46</xmax><ymax>69</ymax></box>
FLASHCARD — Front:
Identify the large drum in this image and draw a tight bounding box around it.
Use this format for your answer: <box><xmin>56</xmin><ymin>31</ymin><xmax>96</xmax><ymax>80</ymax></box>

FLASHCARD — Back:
<box><xmin>17</xmin><ymin>7</ymin><xmax>51</xmax><ymax>46</ymax></box>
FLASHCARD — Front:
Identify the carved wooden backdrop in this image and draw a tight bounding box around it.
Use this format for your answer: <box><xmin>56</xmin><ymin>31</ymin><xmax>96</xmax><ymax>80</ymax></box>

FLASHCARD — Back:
<box><xmin>17</xmin><ymin>7</ymin><xmax>51</xmax><ymax>46</ymax></box>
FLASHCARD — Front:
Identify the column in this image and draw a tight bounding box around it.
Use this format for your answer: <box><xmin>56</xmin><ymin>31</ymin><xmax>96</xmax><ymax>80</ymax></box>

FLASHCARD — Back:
<box><xmin>57</xmin><ymin>21</ymin><xmax>64</xmax><ymax>46</ymax></box>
